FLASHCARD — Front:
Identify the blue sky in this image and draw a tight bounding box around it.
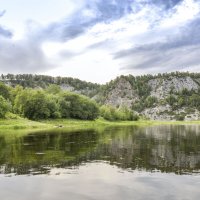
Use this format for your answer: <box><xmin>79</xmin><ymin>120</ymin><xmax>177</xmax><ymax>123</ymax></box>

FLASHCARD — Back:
<box><xmin>0</xmin><ymin>0</ymin><xmax>200</xmax><ymax>83</ymax></box>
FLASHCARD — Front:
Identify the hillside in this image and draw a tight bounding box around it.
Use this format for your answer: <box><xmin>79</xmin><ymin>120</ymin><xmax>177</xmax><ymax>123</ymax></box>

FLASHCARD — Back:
<box><xmin>102</xmin><ymin>72</ymin><xmax>200</xmax><ymax>121</ymax></box>
<box><xmin>1</xmin><ymin>72</ymin><xmax>200</xmax><ymax>121</ymax></box>
<box><xmin>0</xmin><ymin>74</ymin><xmax>101</xmax><ymax>98</ymax></box>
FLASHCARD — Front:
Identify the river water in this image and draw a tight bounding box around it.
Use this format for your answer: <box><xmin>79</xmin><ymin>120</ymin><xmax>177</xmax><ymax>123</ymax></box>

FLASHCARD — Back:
<box><xmin>0</xmin><ymin>125</ymin><xmax>199</xmax><ymax>200</ymax></box>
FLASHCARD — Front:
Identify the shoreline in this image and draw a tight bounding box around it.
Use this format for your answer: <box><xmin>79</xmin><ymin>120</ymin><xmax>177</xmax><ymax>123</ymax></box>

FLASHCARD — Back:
<box><xmin>1</xmin><ymin>118</ymin><xmax>200</xmax><ymax>131</ymax></box>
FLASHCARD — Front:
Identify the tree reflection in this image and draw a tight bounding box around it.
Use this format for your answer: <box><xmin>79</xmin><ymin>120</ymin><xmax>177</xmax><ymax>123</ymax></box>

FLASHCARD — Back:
<box><xmin>0</xmin><ymin>125</ymin><xmax>199</xmax><ymax>175</ymax></box>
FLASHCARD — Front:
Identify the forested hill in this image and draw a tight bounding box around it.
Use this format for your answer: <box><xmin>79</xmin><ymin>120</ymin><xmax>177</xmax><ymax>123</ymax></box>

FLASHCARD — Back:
<box><xmin>0</xmin><ymin>74</ymin><xmax>101</xmax><ymax>98</ymax></box>
<box><xmin>1</xmin><ymin>72</ymin><xmax>200</xmax><ymax>121</ymax></box>
<box><xmin>101</xmin><ymin>72</ymin><xmax>200</xmax><ymax>121</ymax></box>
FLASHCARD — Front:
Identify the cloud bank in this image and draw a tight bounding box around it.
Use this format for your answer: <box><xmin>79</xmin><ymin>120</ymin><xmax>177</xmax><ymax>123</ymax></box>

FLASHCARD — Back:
<box><xmin>0</xmin><ymin>0</ymin><xmax>200</xmax><ymax>82</ymax></box>
<box><xmin>0</xmin><ymin>10</ymin><xmax>13</xmax><ymax>38</ymax></box>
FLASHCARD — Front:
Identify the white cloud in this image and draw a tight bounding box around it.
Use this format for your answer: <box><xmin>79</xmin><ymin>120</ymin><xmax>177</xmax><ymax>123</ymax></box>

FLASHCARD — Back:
<box><xmin>161</xmin><ymin>0</ymin><xmax>200</xmax><ymax>28</ymax></box>
<box><xmin>45</xmin><ymin>49</ymin><xmax>121</xmax><ymax>83</ymax></box>
<box><xmin>1</xmin><ymin>0</ymin><xmax>200</xmax><ymax>83</ymax></box>
<box><xmin>0</xmin><ymin>0</ymin><xmax>78</xmax><ymax>39</ymax></box>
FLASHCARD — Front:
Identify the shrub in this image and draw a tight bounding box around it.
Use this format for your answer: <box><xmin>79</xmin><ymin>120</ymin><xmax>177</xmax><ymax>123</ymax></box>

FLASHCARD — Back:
<box><xmin>60</xmin><ymin>92</ymin><xmax>99</xmax><ymax>120</ymax></box>
<box><xmin>0</xmin><ymin>95</ymin><xmax>10</xmax><ymax>118</ymax></box>
<box><xmin>175</xmin><ymin>114</ymin><xmax>185</xmax><ymax>121</ymax></box>
<box><xmin>100</xmin><ymin>105</ymin><xmax>139</xmax><ymax>121</ymax></box>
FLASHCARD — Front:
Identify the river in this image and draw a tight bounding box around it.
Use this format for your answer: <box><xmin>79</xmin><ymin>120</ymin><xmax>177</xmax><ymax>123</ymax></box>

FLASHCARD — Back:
<box><xmin>0</xmin><ymin>125</ymin><xmax>199</xmax><ymax>200</ymax></box>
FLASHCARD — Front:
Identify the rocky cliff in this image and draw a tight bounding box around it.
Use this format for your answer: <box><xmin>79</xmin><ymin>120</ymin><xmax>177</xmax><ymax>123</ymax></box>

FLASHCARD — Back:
<box><xmin>1</xmin><ymin>72</ymin><xmax>200</xmax><ymax>121</ymax></box>
<box><xmin>103</xmin><ymin>73</ymin><xmax>200</xmax><ymax>121</ymax></box>
<box><xmin>104</xmin><ymin>78</ymin><xmax>139</xmax><ymax>108</ymax></box>
<box><xmin>148</xmin><ymin>76</ymin><xmax>199</xmax><ymax>100</ymax></box>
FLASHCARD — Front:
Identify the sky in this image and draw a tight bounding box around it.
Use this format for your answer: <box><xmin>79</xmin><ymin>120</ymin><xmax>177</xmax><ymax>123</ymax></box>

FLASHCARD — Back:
<box><xmin>0</xmin><ymin>0</ymin><xmax>200</xmax><ymax>83</ymax></box>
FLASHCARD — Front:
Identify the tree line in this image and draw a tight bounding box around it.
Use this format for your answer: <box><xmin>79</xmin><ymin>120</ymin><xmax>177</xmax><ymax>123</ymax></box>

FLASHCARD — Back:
<box><xmin>0</xmin><ymin>82</ymin><xmax>137</xmax><ymax>121</ymax></box>
<box><xmin>0</xmin><ymin>74</ymin><xmax>101</xmax><ymax>91</ymax></box>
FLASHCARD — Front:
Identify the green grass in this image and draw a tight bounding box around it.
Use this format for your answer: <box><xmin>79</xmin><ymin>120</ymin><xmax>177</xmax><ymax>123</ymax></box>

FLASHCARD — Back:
<box><xmin>0</xmin><ymin>117</ymin><xmax>200</xmax><ymax>132</ymax></box>
<box><xmin>41</xmin><ymin>118</ymin><xmax>153</xmax><ymax>128</ymax></box>
<box><xmin>0</xmin><ymin>118</ymin><xmax>51</xmax><ymax>130</ymax></box>
<box><xmin>40</xmin><ymin>118</ymin><xmax>200</xmax><ymax>131</ymax></box>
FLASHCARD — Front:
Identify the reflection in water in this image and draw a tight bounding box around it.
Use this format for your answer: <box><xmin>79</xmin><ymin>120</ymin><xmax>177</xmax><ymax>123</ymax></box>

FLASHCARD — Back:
<box><xmin>0</xmin><ymin>125</ymin><xmax>199</xmax><ymax>176</ymax></box>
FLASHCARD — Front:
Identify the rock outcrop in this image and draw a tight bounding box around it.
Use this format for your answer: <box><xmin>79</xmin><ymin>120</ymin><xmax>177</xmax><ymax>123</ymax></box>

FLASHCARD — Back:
<box><xmin>148</xmin><ymin>76</ymin><xmax>199</xmax><ymax>99</ymax></box>
<box><xmin>105</xmin><ymin>78</ymin><xmax>138</xmax><ymax>108</ymax></box>
<box><xmin>103</xmin><ymin>74</ymin><xmax>200</xmax><ymax>121</ymax></box>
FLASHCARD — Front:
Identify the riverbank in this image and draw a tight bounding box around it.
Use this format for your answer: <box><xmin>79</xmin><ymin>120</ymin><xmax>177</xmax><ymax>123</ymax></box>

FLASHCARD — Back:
<box><xmin>0</xmin><ymin>118</ymin><xmax>51</xmax><ymax>130</ymax></box>
<box><xmin>1</xmin><ymin>118</ymin><xmax>200</xmax><ymax>131</ymax></box>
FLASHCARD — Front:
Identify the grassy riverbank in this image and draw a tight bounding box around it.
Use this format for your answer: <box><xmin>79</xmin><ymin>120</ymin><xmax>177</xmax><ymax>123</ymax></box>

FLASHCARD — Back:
<box><xmin>1</xmin><ymin>118</ymin><xmax>200</xmax><ymax>131</ymax></box>
<box><xmin>0</xmin><ymin>118</ymin><xmax>50</xmax><ymax>130</ymax></box>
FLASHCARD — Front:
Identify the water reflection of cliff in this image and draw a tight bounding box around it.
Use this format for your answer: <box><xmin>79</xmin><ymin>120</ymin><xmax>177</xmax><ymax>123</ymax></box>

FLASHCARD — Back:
<box><xmin>0</xmin><ymin>125</ymin><xmax>199</xmax><ymax>175</ymax></box>
<box><xmin>97</xmin><ymin>126</ymin><xmax>200</xmax><ymax>174</ymax></box>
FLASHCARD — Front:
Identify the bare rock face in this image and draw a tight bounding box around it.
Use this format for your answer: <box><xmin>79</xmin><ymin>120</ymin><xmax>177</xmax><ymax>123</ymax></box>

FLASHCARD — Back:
<box><xmin>105</xmin><ymin>78</ymin><xmax>138</xmax><ymax>108</ymax></box>
<box><xmin>142</xmin><ymin>106</ymin><xmax>200</xmax><ymax>121</ymax></box>
<box><xmin>103</xmin><ymin>75</ymin><xmax>200</xmax><ymax>121</ymax></box>
<box><xmin>195</xmin><ymin>78</ymin><xmax>200</xmax><ymax>85</ymax></box>
<box><xmin>142</xmin><ymin>105</ymin><xmax>172</xmax><ymax>121</ymax></box>
<box><xmin>60</xmin><ymin>84</ymin><xmax>97</xmax><ymax>97</ymax></box>
<box><xmin>184</xmin><ymin>109</ymin><xmax>200</xmax><ymax>121</ymax></box>
<box><xmin>148</xmin><ymin>76</ymin><xmax>199</xmax><ymax>99</ymax></box>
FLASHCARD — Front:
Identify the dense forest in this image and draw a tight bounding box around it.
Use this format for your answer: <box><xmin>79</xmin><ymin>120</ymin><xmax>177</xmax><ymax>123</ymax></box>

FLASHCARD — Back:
<box><xmin>0</xmin><ymin>81</ymin><xmax>138</xmax><ymax>121</ymax></box>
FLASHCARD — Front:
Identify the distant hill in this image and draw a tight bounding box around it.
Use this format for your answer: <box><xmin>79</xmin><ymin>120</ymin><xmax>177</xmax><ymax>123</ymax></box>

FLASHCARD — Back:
<box><xmin>1</xmin><ymin>72</ymin><xmax>200</xmax><ymax>121</ymax></box>
<box><xmin>0</xmin><ymin>74</ymin><xmax>101</xmax><ymax>98</ymax></box>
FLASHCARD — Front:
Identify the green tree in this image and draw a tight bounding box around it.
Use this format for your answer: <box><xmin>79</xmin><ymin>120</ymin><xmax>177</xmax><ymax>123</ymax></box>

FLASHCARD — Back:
<box><xmin>10</xmin><ymin>85</ymin><xmax>24</xmax><ymax>104</ymax></box>
<box><xmin>46</xmin><ymin>94</ymin><xmax>61</xmax><ymax>118</ymax></box>
<box><xmin>59</xmin><ymin>92</ymin><xmax>99</xmax><ymax>120</ymax></box>
<box><xmin>144</xmin><ymin>96</ymin><xmax>158</xmax><ymax>108</ymax></box>
<box><xmin>13</xmin><ymin>89</ymin><xmax>31</xmax><ymax>115</ymax></box>
<box><xmin>177</xmin><ymin>97</ymin><xmax>185</xmax><ymax>107</ymax></box>
<box><xmin>0</xmin><ymin>82</ymin><xmax>10</xmax><ymax>100</ymax></box>
<box><xmin>166</xmin><ymin>95</ymin><xmax>177</xmax><ymax>106</ymax></box>
<box><xmin>0</xmin><ymin>96</ymin><xmax>10</xmax><ymax>118</ymax></box>
<box><xmin>189</xmin><ymin>94</ymin><xmax>200</xmax><ymax>108</ymax></box>
<box><xmin>46</xmin><ymin>84</ymin><xmax>61</xmax><ymax>94</ymax></box>
<box><xmin>100</xmin><ymin>105</ymin><xmax>113</xmax><ymax>120</ymax></box>
<box><xmin>100</xmin><ymin>105</ymin><xmax>138</xmax><ymax>121</ymax></box>
<box><xmin>23</xmin><ymin>91</ymin><xmax>50</xmax><ymax>120</ymax></box>
<box><xmin>59</xmin><ymin>96</ymin><xmax>71</xmax><ymax>118</ymax></box>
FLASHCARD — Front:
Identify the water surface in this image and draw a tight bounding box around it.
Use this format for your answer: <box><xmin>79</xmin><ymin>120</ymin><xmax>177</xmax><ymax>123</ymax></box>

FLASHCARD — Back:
<box><xmin>0</xmin><ymin>125</ymin><xmax>199</xmax><ymax>200</ymax></box>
